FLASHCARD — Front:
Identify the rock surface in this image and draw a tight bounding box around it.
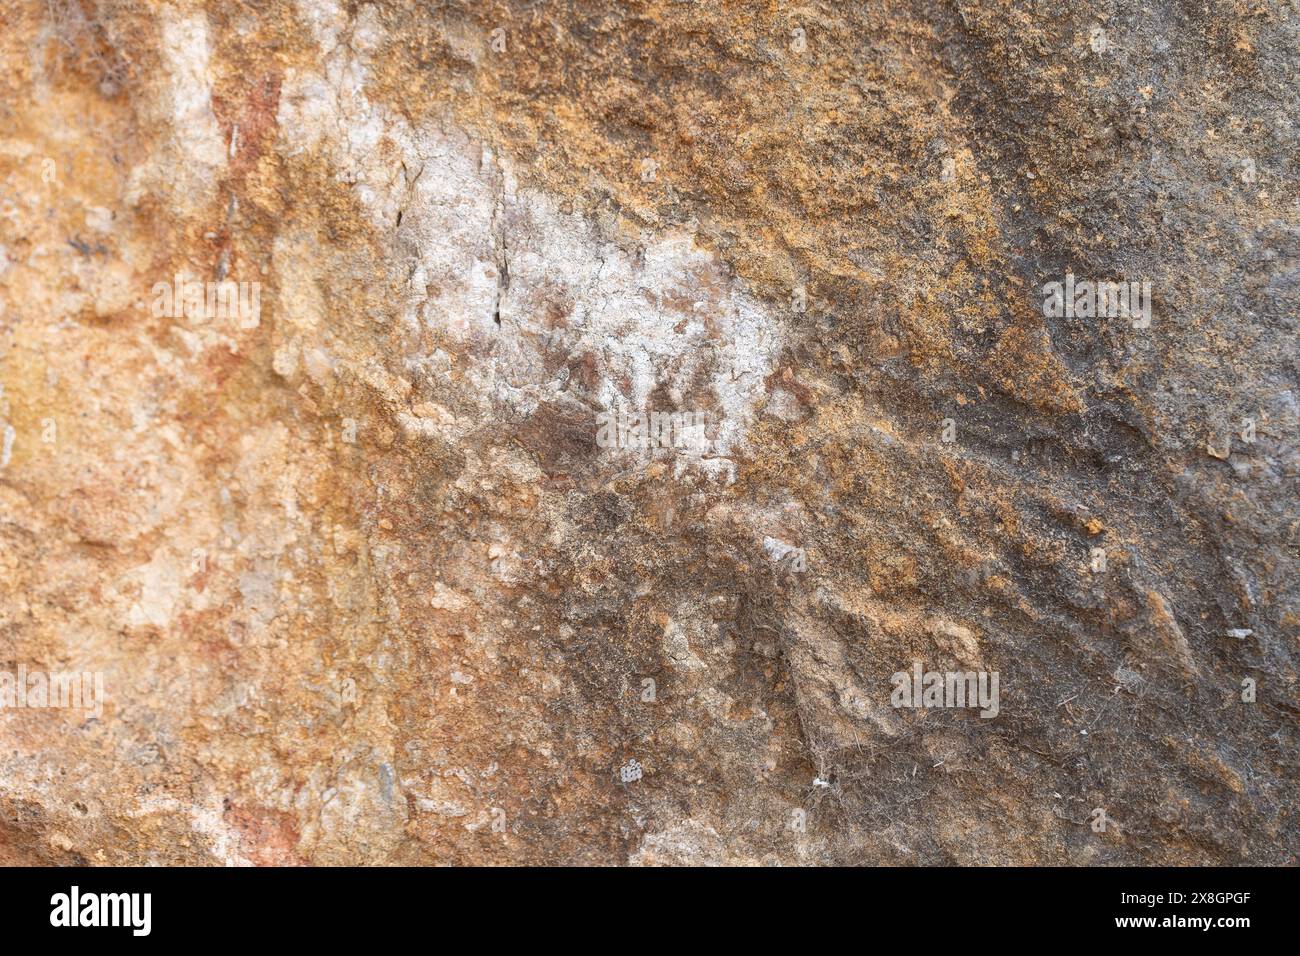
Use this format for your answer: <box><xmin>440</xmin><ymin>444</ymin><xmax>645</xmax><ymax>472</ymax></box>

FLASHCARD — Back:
<box><xmin>0</xmin><ymin>0</ymin><xmax>1295</xmax><ymax>864</ymax></box>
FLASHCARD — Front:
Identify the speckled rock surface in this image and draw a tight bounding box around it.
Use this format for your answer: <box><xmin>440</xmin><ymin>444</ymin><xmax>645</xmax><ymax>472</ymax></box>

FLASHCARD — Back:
<box><xmin>0</xmin><ymin>0</ymin><xmax>1295</xmax><ymax>865</ymax></box>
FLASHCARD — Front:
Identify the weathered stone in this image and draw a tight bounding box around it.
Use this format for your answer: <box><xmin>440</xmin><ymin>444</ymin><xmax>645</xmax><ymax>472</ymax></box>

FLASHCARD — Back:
<box><xmin>0</xmin><ymin>0</ymin><xmax>1294</xmax><ymax>864</ymax></box>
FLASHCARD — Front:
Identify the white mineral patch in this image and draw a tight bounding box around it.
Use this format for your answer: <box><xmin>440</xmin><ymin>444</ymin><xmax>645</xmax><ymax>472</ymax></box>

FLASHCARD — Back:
<box><xmin>763</xmin><ymin>536</ymin><xmax>801</xmax><ymax>562</ymax></box>
<box><xmin>159</xmin><ymin>5</ymin><xmax>226</xmax><ymax>173</ymax></box>
<box><xmin>277</xmin><ymin>0</ymin><xmax>786</xmax><ymax>471</ymax></box>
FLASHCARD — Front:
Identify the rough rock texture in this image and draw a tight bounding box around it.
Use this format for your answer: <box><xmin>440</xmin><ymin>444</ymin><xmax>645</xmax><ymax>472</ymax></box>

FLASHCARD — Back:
<box><xmin>0</xmin><ymin>0</ymin><xmax>1296</xmax><ymax>865</ymax></box>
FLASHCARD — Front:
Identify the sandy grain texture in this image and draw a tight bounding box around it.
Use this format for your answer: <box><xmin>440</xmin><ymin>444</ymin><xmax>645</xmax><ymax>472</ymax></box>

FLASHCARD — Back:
<box><xmin>0</xmin><ymin>0</ymin><xmax>1295</xmax><ymax>864</ymax></box>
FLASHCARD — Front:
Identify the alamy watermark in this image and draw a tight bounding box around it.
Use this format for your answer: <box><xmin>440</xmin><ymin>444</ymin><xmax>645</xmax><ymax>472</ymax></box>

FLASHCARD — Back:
<box><xmin>890</xmin><ymin>661</ymin><xmax>999</xmax><ymax>718</ymax></box>
<box><xmin>1042</xmin><ymin>273</ymin><xmax>1151</xmax><ymax>329</ymax></box>
<box><xmin>150</xmin><ymin>275</ymin><xmax>261</xmax><ymax>328</ymax></box>
<box><xmin>50</xmin><ymin>886</ymin><xmax>150</xmax><ymax>936</ymax></box>
<box><xmin>595</xmin><ymin>407</ymin><xmax>708</xmax><ymax>452</ymax></box>
<box><xmin>0</xmin><ymin>667</ymin><xmax>104</xmax><ymax>719</ymax></box>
